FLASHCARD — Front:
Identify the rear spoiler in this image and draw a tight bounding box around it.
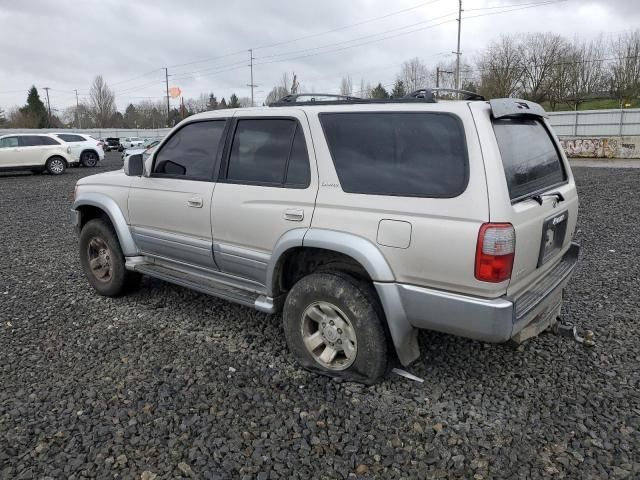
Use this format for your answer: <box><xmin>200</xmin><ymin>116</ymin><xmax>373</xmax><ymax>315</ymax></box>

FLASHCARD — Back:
<box><xmin>489</xmin><ymin>98</ymin><xmax>548</xmax><ymax>119</ymax></box>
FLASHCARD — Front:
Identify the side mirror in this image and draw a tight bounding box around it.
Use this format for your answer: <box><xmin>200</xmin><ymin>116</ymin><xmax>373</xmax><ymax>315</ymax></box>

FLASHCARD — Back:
<box><xmin>124</xmin><ymin>154</ymin><xmax>143</xmax><ymax>176</ymax></box>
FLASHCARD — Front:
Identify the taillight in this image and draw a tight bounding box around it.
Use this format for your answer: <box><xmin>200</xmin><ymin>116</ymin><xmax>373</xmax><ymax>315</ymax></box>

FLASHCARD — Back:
<box><xmin>475</xmin><ymin>223</ymin><xmax>515</xmax><ymax>283</ymax></box>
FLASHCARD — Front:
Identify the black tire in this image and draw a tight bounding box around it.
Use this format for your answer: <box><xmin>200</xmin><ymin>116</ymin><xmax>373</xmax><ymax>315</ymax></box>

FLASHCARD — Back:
<box><xmin>81</xmin><ymin>150</ymin><xmax>99</xmax><ymax>167</ymax></box>
<box><xmin>45</xmin><ymin>156</ymin><xmax>66</xmax><ymax>175</ymax></box>
<box><xmin>283</xmin><ymin>272</ymin><xmax>388</xmax><ymax>384</ymax></box>
<box><xmin>79</xmin><ymin>219</ymin><xmax>141</xmax><ymax>297</ymax></box>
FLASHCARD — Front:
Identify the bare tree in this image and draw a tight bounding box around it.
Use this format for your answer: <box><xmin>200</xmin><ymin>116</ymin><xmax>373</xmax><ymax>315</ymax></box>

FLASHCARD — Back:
<box><xmin>562</xmin><ymin>37</ymin><xmax>607</xmax><ymax>110</ymax></box>
<box><xmin>340</xmin><ymin>75</ymin><xmax>353</xmax><ymax>96</ymax></box>
<box><xmin>89</xmin><ymin>75</ymin><xmax>116</xmax><ymax>127</ymax></box>
<box><xmin>609</xmin><ymin>30</ymin><xmax>640</xmax><ymax>104</ymax></box>
<box><xmin>518</xmin><ymin>33</ymin><xmax>569</xmax><ymax>103</ymax></box>
<box><xmin>476</xmin><ymin>35</ymin><xmax>525</xmax><ymax>99</ymax></box>
<box><xmin>398</xmin><ymin>58</ymin><xmax>430</xmax><ymax>92</ymax></box>
<box><xmin>238</xmin><ymin>96</ymin><xmax>252</xmax><ymax>108</ymax></box>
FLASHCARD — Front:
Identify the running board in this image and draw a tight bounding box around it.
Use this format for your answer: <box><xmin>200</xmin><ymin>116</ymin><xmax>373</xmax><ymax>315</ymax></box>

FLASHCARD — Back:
<box><xmin>131</xmin><ymin>262</ymin><xmax>276</xmax><ymax>313</ymax></box>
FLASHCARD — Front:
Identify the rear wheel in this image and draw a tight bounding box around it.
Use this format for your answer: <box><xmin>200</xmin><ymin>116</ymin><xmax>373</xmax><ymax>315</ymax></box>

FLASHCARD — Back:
<box><xmin>79</xmin><ymin>219</ymin><xmax>140</xmax><ymax>297</ymax></box>
<box><xmin>81</xmin><ymin>151</ymin><xmax>99</xmax><ymax>167</ymax></box>
<box><xmin>283</xmin><ymin>272</ymin><xmax>388</xmax><ymax>384</ymax></box>
<box><xmin>45</xmin><ymin>156</ymin><xmax>66</xmax><ymax>175</ymax></box>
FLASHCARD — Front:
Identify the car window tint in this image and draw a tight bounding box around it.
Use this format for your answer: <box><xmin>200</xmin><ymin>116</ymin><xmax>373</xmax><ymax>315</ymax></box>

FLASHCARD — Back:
<box><xmin>320</xmin><ymin>112</ymin><xmax>468</xmax><ymax>197</ymax></box>
<box><xmin>19</xmin><ymin>136</ymin><xmax>43</xmax><ymax>146</ymax></box>
<box><xmin>285</xmin><ymin>125</ymin><xmax>310</xmax><ymax>187</ymax></box>
<box><xmin>39</xmin><ymin>136</ymin><xmax>61</xmax><ymax>145</ymax></box>
<box><xmin>153</xmin><ymin>120</ymin><xmax>225</xmax><ymax>178</ymax></box>
<box><xmin>58</xmin><ymin>134</ymin><xmax>84</xmax><ymax>142</ymax></box>
<box><xmin>0</xmin><ymin>137</ymin><xmax>20</xmax><ymax>148</ymax></box>
<box><xmin>493</xmin><ymin>118</ymin><xmax>566</xmax><ymax>200</ymax></box>
<box><xmin>227</xmin><ymin>119</ymin><xmax>296</xmax><ymax>185</ymax></box>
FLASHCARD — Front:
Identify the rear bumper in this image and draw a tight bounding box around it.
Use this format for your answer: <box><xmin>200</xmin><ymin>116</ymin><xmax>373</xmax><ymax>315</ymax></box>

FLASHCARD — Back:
<box><xmin>376</xmin><ymin>243</ymin><xmax>580</xmax><ymax>348</ymax></box>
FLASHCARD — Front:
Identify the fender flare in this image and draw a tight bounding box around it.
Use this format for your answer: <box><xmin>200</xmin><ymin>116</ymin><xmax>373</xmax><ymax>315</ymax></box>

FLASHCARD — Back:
<box><xmin>267</xmin><ymin>228</ymin><xmax>420</xmax><ymax>366</ymax></box>
<box><xmin>73</xmin><ymin>193</ymin><xmax>138</xmax><ymax>256</ymax></box>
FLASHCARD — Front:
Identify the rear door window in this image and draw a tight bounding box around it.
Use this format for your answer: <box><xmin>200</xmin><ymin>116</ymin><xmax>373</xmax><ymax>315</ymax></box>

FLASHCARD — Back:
<box><xmin>320</xmin><ymin>112</ymin><xmax>468</xmax><ymax>197</ymax></box>
<box><xmin>493</xmin><ymin>118</ymin><xmax>566</xmax><ymax>201</ymax></box>
<box><xmin>225</xmin><ymin>118</ymin><xmax>310</xmax><ymax>188</ymax></box>
<box><xmin>39</xmin><ymin>136</ymin><xmax>61</xmax><ymax>145</ymax></box>
<box><xmin>0</xmin><ymin>137</ymin><xmax>19</xmax><ymax>148</ymax></box>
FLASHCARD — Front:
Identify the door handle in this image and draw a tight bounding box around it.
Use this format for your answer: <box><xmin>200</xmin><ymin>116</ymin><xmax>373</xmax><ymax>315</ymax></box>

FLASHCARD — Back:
<box><xmin>283</xmin><ymin>208</ymin><xmax>304</xmax><ymax>221</ymax></box>
<box><xmin>187</xmin><ymin>197</ymin><xmax>203</xmax><ymax>208</ymax></box>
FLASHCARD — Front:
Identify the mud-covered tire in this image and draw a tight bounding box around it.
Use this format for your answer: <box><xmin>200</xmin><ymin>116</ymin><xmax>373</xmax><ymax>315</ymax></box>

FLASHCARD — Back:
<box><xmin>45</xmin><ymin>156</ymin><xmax>66</xmax><ymax>175</ymax></box>
<box><xmin>79</xmin><ymin>219</ymin><xmax>140</xmax><ymax>297</ymax></box>
<box><xmin>283</xmin><ymin>272</ymin><xmax>388</xmax><ymax>384</ymax></box>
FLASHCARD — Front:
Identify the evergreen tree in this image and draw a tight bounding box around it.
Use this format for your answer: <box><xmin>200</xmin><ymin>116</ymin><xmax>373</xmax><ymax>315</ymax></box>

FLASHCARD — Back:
<box><xmin>19</xmin><ymin>86</ymin><xmax>47</xmax><ymax>128</ymax></box>
<box><xmin>391</xmin><ymin>80</ymin><xmax>406</xmax><ymax>98</ymax></box>
<box><xmin>370</xmin><ymin>83</ymin><xmax>389</xmax><ymax>99</ymax></box>
<box><xmin>124</xmin><ymin>104</ymin><xmax>138</xmax><ymax>128</ymax></box>
<box><xmin>228</xmin><ymin>94</ymin><xmax>240</xmax><ymax>108</ymax></box>
<box><xmin>219</xmin><ymin>97</ymin><xmax>227</xmax><ymax>109</ymax></box>
<box><xmin>207</xmin><ymin>93</ymin><xmax>218</xmax><ymax>110</ymax></box>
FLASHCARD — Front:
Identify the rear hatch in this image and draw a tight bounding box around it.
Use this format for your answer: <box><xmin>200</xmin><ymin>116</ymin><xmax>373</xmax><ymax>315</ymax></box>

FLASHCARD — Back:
<box><xmin>471</xmin><ymin>99</ymin><xmax>579</xmax><ymax>297</ymax></box>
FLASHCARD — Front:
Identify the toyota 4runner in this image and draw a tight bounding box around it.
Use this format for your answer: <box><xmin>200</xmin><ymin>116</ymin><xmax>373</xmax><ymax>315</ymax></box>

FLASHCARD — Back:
<box><xmin>71</xmin><ymin>90</ymin><xmax>580</xmax><ymax>383</ymax></box>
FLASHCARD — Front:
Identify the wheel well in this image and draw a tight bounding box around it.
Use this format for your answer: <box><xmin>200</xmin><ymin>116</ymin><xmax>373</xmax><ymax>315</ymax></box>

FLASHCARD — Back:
<box><xmin>47</xmin><ymin>155</ymin><xmax>68</xmax><ymax>166</ymax></box>
<box><xmin>77</xmin><ymin>205</ymin><xmax>112</xmax><ymax>230</ymax></box>
<box><xmin>81</xmin><ymin>149</ymin><xmax>98</xmax><ymax>158</ymax></box>
<box><xmin>273</xmin><ymin>247</ymin><xmax>372</xmax><ymax>297</ymax></box>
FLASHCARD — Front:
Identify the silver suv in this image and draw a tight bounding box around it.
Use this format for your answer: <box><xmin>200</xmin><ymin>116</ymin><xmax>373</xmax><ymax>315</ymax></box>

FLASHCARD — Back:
<box><xmin>71</xmin><ymin>90</ymin><xmax>579</xmax><ymax>383</ymax></box>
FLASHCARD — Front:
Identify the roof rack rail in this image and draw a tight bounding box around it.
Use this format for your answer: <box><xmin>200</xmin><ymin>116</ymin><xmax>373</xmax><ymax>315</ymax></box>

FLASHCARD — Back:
<box><xmin>270</xmin><ymin>93</ymin><xmax>361</xmax><ymax>106</ymax></box>
<box><xmin>405</xmin><ymin>88</ymin><xmax>485</xmax><ymax>101</ymax></box>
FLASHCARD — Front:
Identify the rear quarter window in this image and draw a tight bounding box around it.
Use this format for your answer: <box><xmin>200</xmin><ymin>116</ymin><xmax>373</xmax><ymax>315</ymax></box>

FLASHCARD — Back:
<box><xmin>493</xmin><ymin>118</ymin><xmax>566</xmax><ymax>201</ymax></box>
<box><xmin>320</xmin><ymin>112</ymin><xmax>469</xmax><ymax>197</ymax></box>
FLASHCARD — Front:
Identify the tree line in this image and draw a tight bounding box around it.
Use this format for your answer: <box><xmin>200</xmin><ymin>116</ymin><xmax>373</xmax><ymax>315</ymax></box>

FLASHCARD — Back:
<box><xmin>1</xmin><ymin>30</ymin><xmax>638</xmax><ymax>129</ymax></box>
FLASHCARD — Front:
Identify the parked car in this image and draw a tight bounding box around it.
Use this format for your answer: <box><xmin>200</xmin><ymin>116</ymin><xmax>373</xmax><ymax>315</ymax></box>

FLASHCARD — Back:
<box><xmin>0</xmin><ymin>133</ymin><xmax>73</xmax><ymax>175</ymax></box>
<box><xmin>71</xmin><ymin>91</ymin><xmax>580</xmax><ymax>383</ymax></box>
<box><xmin>121</xmin><ymin>139</ymin><xmax>160</xmax><ymax>162</ymax></box>
<box><xmin>104</xmin><ymin>138</ymin><xmax>123</xmax><ymax>152</ymax></box>
<box><xmin>52</xmin><ymin>132</ymin><xmax>104</xmax><ymax>167</ymax></box>
<box><xmin>121</xmin><ymin>137</ymin><xmax>144</xmax><ymax>149</ymax></box>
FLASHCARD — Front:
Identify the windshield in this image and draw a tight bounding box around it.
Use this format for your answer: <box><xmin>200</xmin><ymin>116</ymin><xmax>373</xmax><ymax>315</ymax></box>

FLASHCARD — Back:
<box><xmin>493</xmin><ymin>117</ymin><xmax>566</xmax><ymax>201</ymax></box>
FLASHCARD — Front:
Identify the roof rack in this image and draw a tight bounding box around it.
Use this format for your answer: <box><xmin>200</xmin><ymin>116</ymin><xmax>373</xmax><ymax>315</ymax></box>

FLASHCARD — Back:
<box><xmin>268</xmin><ymin>88</ymin><xmax>484</xmax><ymax>107</ymax></box>
<box><xmin>404</xmin><ymin>88</ymin><xmax>485</xmax><ymax>101</ymax></box>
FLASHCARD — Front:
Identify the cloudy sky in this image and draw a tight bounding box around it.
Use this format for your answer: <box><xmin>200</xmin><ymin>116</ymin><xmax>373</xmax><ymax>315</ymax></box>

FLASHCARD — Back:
<box><xmin>0</xmin><ymin>0</ymin><xmax>638</xmax><ymax>112</ymax></box>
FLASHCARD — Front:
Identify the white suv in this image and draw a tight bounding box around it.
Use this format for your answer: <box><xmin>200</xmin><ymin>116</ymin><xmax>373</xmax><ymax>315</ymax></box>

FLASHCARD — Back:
<box><xmin>122</xmin><ymin>137</ymin><xmax>144</xmax><ymax>149</ymax></box>
<box><xmin>52</xmin><ymin>133</ymin><xmax>104</xmax><ymax>167</ymax></box>
<box><xmin>71</xmin><ymin>90</ymin><xmax>580</xmax><ymax>383</ymax></box>
<box><xmin>0</xmin><ymin>133</ymin><xmax>73</xmax><ymax>175</ymax></box>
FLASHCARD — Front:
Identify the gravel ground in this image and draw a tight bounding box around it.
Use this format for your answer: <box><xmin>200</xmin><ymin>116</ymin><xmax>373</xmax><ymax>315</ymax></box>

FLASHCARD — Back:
<box><xmin>1</xmin><ymin>154</ymin><xmax>639</xmax><ymax>479</ymax></box>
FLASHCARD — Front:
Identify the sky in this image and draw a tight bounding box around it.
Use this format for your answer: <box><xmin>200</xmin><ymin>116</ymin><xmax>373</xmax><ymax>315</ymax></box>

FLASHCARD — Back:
<box><xmin>0</xmin><ymin>0</ymin><xmax>638</xmax><ymax>113</ymax></box>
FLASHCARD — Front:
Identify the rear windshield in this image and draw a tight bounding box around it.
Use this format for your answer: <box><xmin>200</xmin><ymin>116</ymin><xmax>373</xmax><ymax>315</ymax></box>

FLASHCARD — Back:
<box><xmin>320</xmin><ymin>112</ymin><xmax>468</xmax><ymax>197</ymax></box>
<box><xmin>493</xmin><ymin>118</ymin><xmax>566</xmax><ymax>201</ymax></box>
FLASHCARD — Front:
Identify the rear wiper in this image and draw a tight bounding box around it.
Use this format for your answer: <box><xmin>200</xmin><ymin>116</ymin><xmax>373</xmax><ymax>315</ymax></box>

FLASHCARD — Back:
<box><xmin>531</xmin><ymin>191</ymin><xmax>565</xmax><ymax>206</ymax></box>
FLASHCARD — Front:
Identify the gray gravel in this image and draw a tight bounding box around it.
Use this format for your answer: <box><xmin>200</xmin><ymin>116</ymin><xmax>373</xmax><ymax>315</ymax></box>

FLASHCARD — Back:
<box><xmin>1</xmin><ymin>154</ymin><xmax>639</xmax><ymax>479</ymax></box>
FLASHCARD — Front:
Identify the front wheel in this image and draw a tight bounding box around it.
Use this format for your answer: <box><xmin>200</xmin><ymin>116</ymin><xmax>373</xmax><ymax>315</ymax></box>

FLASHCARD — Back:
<box><xmin>45</xmin><ymin>156</ymin><xmax>66</xmax><ymax>175</ymax></box>
<box><xmin>81</xmin><ymin>151</ymin><xmax>99</xmax><ymax>167</ymax></box>
<box><xmin>79</xmin><ymin>219</ymin><xmax>140</xmax><ymax>297</ymax></box>
<box><xmin>283</xmin><ymin>272</ymin><xmax>388</xmax><ymax>384</ymax></box>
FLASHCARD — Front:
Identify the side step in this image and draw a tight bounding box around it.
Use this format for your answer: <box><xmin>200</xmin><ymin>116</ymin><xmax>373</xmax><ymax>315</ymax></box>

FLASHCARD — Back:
<box><xmin>132</xmin><ymin>262</ymin><xmax>275</xmax><ymax>313</ymax></box>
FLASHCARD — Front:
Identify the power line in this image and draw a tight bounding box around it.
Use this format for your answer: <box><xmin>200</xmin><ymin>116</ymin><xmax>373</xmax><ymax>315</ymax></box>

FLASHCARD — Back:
<box><xmin>254</xmin><ymin>16</ymin><xmax>459</xmax><ymax>67</ymax></box>
<box><xmin>255</xmin><ymin>11</ymin><xmax>457</xmax><ymax>63</ymax></box>
<box><xmin>254</xmin><ymin>0</ymin><xmax>444</xmax><ymax>51</ymax></box>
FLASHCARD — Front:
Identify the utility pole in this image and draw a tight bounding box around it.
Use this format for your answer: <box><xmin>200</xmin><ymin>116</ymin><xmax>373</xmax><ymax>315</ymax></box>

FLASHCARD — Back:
<box><xmin>247</xmin><ymin>48</ymin><xmax>257</xmax><ymax>107</ymax></box>
<box><xmin>74</xmin><ymin>89</ymin><xmax>81</xmax><ymax>128</ymax></box>
<box><xmin>436</xmin><ymin>68</ymin><xmax>454</xmax><ymax>89</ymax></box>
<box><xmin>43</xmin><ymin>87</ymin><xmax>52</xmax><ymax>128</ymax></box>
<box><xmin>455</xmin><ymin>0</ymin><xmax>462</xmax><ymax>91</ymax></box>
<box><xmin>164</xmin><ymin>67</ymin><xmax>170</xmax><ymax>126</ymax></box>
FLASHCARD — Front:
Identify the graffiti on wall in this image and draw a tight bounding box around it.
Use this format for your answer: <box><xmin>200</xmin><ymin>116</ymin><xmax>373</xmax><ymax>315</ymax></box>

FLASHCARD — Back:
<box><xmin>561</xmin><ymin>138</ymin><xmax>611</xmax><ymax>158</ymax></box>
<box><xmin>559</xmin><ymin>137</ymin><xmax>640</xmax><ymax>159</ymax></box>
